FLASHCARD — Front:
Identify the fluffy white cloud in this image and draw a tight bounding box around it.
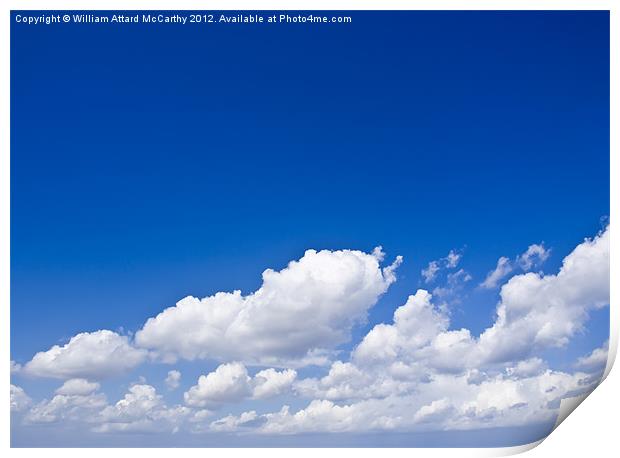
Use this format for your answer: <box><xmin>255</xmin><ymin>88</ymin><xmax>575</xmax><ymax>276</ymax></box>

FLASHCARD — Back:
<box><xmin>575</xmin><ymin>342</ymin><xmax>608</xmax><ymax>373</ymax></box>
<box><xmin>26</xmin><ymin>389</ymin><xmax>107</xmax><ymax>424</ymax></box>
<box><xmin>214</xmin><ymin>368</ymin><xmax>599</xmax><ymax>434</ymax></box>
<box><xmin>95</xmin><ymin>384</ymin><xmax>190</xmax><ymax>433</ymax></box>
<box><xmin>477</xmin><ymin>227</ymin><xmax>609</xmax><ymax>363</ymax></box>
<box><xmin>184</xmin><ymin>362</ymin><xmax>296</xmax><ymax>407</ymax></box>
<box><xmin>10</xmin><ymin>385</ymin><xmax>32</xmax><ymax>412</ymax></box>
<box><xmin>413</xmin><ymin>398</ymin><xmax>454</xmax><ymax>423</ymax></box>
<box><xmin>165</xmin><ymin>370</ymin><xmax>181</xmax><ymax>390</ymax></box>
<box><xmin>184</xmin><ymin>362</ymin><xmax>252</xmax><ymax>407</ymax></box>
<box><xmin>354</xmin><ymin>227</ymin><xmax>609</xmax><ymax>373</ymax></box>
<box><xmin>353</xmin><ymin>289</ymin><xmax>449</xmax><ymax>366</ymax></box>
<box><xmin>421</xmin><ymin>261</ymin><xmax>440</xmax><ymax>283</ymax></box>
<box><xmin>55</xmin><ymin>378</ymin><xmax>100</xmax><ymax>396</ymax></box>
<box><xmin>11</xmin><ymin>360</ymin><xmax>22</xmax><ymax>374</ymax></box>
<box><xmin>421</xmin><ymin>250</ymin><xmax>463</xmax><ymax>284</ymax></box>
<box><xmin>481</xmin><ymin>242</ymin><xmax>551</xmax><ymax>290</ymax></box>
<box><xmin>14</xmin><ymin>227</ymin><xmax>609</xmax><ymax>438</ymax></box>
<box><xmin>480</xmin><ymin>256</ymin><xmax>513</xmax><ymax>289</ymax></box>
<box><xmin>505</xmin><ymin>358</ymin><xmax>547</xmax><ymax>379</ymax></box>
<box><xmin>23</xmin><ymin>330</ymin><xmax>147</xmax><ymax>380</ymax></box>
<box><xmin>136</xmin><ymin>248</ymin><xmax>401</xmax><ymax>366</ymax></box>
<box><xmin>517</xmin><ymin>243</ymin><xmax>551</xmax><ymax>270</ymax></box>
<box><xmin>210</xmin><ymin>410</ymin><xmax>260</xmax><ymax>432</ymax></box>
<box><xmin>252</xmin><ymin>368</ymin><xmax>297</xmax><ymax>399</ymax></box>
<box><xmin>446</xmin><ymin>250</ymin><xmax>462</xmax><ymax>268</ymax></box>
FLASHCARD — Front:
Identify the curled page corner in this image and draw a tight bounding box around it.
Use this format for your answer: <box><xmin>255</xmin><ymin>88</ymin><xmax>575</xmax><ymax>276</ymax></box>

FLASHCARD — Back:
<box><xmin>495</xmin><ymin>438</ymin><xmax>546</xmax><ymax>457</ymax></box>
<box><xmin>603</xmin><ymin>332</ymin><xmax>618</xmax><ymax>380</ymax></box>
<box><xmin>551</xmin><ymin>339</ymin><xmax>615</xmax><ymax>434</ymax></box>
<box><xmin>553</xmin><ymin>390</ymin><xmax>592</xmax><ymax>431</ymax></box>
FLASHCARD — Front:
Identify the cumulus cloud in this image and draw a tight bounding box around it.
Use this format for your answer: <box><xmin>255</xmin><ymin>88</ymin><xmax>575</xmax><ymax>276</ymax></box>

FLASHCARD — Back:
<box><xmin>481</xmin><ymin>242</ymin><xmax>551</xmax><ymax>290</ymax></box>
<box><xmin>252</xmin><ymin>368</ymin><xmax>297</xmax><ymax>399</ymax></box>
<box><xmin>165</xmin><ymin>370</ymin><xmax>181</xmax><ymax>391</ymax></box>
<box><xmin>11</xmin><ymin>360</ymin><xmax>22</xmax><ymax>374</ymax></box>
<box><xmin>421</xmin><ymin>249</ymin><xmax>463</xmax><ymax>284</ymax></box>
<box><xmin>213</xmin><ymin>368</ymin><xmax>599</xmax><ymax>434</ymax></box>
<box><xmin>421</xmin><ymin>261</ymin><xmax>440</xmax><ymax>283</ymax></box>
<box><xmin>14</xmin><ymin>226</ymin><xmax>609</xmax><ymax>438</ymax></box>
<box><xmin>167</xmin><ymin>227</ymin><xmax>614</xmax><ymax>435</ymax></box>
<box><xmin>184</xmin><ymin>362</ymin><xmax>252</xmax><ymax>408</ymax></box>
<box><xmin>477</xmin><ymin>227</ymin><xmax>609</xmax><ymax>363</ymax></box>
<box><xmin>23</xmin><ymin>330</ymin><xmax>147</xmax><ymax>380</ymax></box>
<box><xmin>26</xmin><ymin>380</ymin><xmax>107</xmax><ymax>424</ymax></box>
<box><xmin>184</xmin><ymin>362</ymin><xmax>296</xmax><ymax>407</ymax></box>
<box><xmin>480</xmin><ymin>257</ymin><xmax>513</xmax><ymax>289</ymax></box>
<box><xmin>414</xmin><ymin>398</ymin><xmax>454</xmax><ymax>423</ymax></box>
<box><xmin>55</xmin><ymin>378</ymin><xmax>101</xmax><ymax>396</ymax></box>
<box><xmin>505</xmin><ymin>358</ymin><xmax>547</xmax><ymax>379</ymax></box>
<box><xmin>446</xmin><ymin>250</ymin><xmax>462</xmax><ymax>268</ymax></box>
<box><xmin>136</xmin><ymin>248</ymin><xmax>401</xmax><ymax>366</ymax></box>
<box><xmin>11</xmin><ymin>385</ymin><xmax>32</xmax><ymax>412</ymax></box>
<box><xmin>355</xmin><ymin>227</ymin><xmax>609</xmax><ymax>373</ymax></box>
<box><xmin>575</xmin><ymin>342</ymin><xmax>608</xmax><ymax>373</ymax></box>
<box><xmin>517</xmin><ymin>243</ymin><xmax>551</xmax><ymax>270</ymax></box>
<box><xmin>353</xmin><ymin>289</ymin><xmax>449</xmax><ymax>367</ymax></box>
<box><xmin>210</xmin><ymin>410</ymin><xmax>261</xmax><ymax>432</ymax></box>
<box><xmin>95</xmin><ymin>384</ymin><xmax>190</xmax><ymax>433</ymax></box>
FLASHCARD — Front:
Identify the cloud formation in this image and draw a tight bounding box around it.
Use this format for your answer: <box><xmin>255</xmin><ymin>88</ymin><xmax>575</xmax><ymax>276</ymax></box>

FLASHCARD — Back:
<box><xmin>421</xmin><ymin>249</ymin><xmax>463</xmax><ymax>284</ymax></box>
<box><xmin>480</xmin><ymin>256</ymin><xmax>513</xmax><ymax>289</ymax></box>
<box><xmin>480</xmin><ymin>242</ymin><xmax>551</xmax><ymax>289</ymax></box>
<box><xmin>11</xmin><ymin>226</ymin><xmax>610</xmax><ymax>438</ymax></box>
<box><xmin>11</xmin><ymin>385</ymin><xmax>31</xmax><ymax>413</ymax></box>
<box><xmin>23</xmin><ymin>330</ymin><xmax>147</xmax><ymax>380</ymax></box>
<box><xmin>165</xmin><ymin>370</ymin><xmax>181</xmax><ymax>391</ymax></box>
<box><xmin>55</xmin><ymin>379</ymin><xmax>101</xmax><ymax>396</ymax></box>
<box><xmin>184</xmin><ymin>362</ymin><xmax>296</xmax><ymax>408</ymax></box>
<box><xmin>135</xmin><ymin>248</ymin><xmax>401</xmax><ymax>366</ymax></box>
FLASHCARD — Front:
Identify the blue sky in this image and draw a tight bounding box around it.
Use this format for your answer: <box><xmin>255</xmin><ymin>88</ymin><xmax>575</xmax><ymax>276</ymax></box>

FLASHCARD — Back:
<box><xmin>10</xmin><ymin>11</ymin><xmax>609</xmax><ymax>447</ymax></box>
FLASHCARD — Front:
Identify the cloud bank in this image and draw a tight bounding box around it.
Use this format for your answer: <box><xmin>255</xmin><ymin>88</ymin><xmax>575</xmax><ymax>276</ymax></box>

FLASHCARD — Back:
<box><xmin>12</xmin><ymin>227</ymin><xmax>610</xmax><ymax>438</ymax></box>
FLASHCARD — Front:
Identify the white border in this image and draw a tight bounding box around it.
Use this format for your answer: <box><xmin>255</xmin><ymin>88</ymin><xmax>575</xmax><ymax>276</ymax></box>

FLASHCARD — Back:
<box><xmin>2</xmin><ymin>1</ymin><xmax>616</xmax><ymax>456</ymax></box>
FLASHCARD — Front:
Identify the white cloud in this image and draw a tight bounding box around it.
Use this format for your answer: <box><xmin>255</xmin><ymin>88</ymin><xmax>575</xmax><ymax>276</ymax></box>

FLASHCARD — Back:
<box><xmin>446</xmin><ymin>250</ymin><xmax>462</xmax><ymax>268</ymax></box>
<box><xmin>421</xmin><ymin>250</ymin><xmax>463</xmax><ymax>284</ymax></box>
<box><xmin>353</xmin><ymin>289</ymin><xmax>449</xmax><ymax>366</ymax></box>
<box><xmin>432</xmin><ymin>268</ymin><xmax>472</xmax><ymax>304</ymax></box>
<box><xmin>14</xmin><ymin>226</ymin><xmax>609</xmax><ymax>437</ymax></box>
<box><xmin>505</xmin><ymin>358</ymin><xmax>547</xmax><ymax>379</ymax></box>
<box><xmin>11</xmin><ymin>360</ymin><xmax>22</xmax><ymax>374</ymax></box>
<box><xmin>252</xmin><ymin>368</ymin><xmax>297</xmax><ymax>399</ymax></box>
<box><xmin>95</xmin><ymin>384</ymin><xmax>190</xmax><ymax>433</ymax></box>
<box><xmin>184</xmin><ymin>362</ymin><xmax>252</xmax><ymax>408</ymax></box>
<box><xmin>55</xmin><ymin>378</ymin><xmax>100</xmax><ymax>396</ymax></box>
<box><xmin>26</xmin><ymin>390</ymin><xmax>107</xmax><ymax>424</ymax></box>
<box><xmin>210</xmin><ymin>410</ymin><xmax>260</xmax><ymax>432</ymax></box>
<box><xmin>480</xmin><ymin>242</ymin><xmax>551</xmax><ymax>290</ymax></box>
<box><xmin>214</xmin><ymin>368</ymin><xmax>600</xmax><ymax>434</ymax></box>
<box><xmin>421</xmin><ymin>261</ymin><xmax>440</xmax><ymax>283</ymax></box>
<box><xmin>480</xmin><ymin>257</ymin><xmax>513</xmax><ymax>289</ymax></box>
<box><xmin>575</xmin><ymin>342</ymin><xmax>608</xmax><ymax>373</ymax></box>
<box><xmin>477</xmin><ymin>227</ymin><xmax>609</xmax><ymax>363</ymax></box>
<box><xmin>355</xmin><ymin>227</ymin><xmax>609</xmax><ymax>373</ymax></box>
<box><xmin>184</xmin><ymin>362</ymin><xmax>297</xmax><ymax>407</ymax></box>
<box><xmin>249</xmin><ymin>400</ymin><xmax>377</xmax><ymax>434</ymax></box>
<box><xmin>10</xmin><ymin>385</ymin><xmax>32</xmax><ymax>412</ymax></box>
<box><xmin>517</xmin><ymin>243</ymin><xmax>551</xmax><ymax>270</ymax></box>
<box><xmin>136</xmin><ymin>248</ymin><xmax>401</xmax><ymax>366</ymax></box>
<box><xmin>165</xmin><ymin>370</ymin><xmax>181</xmax><ymax>390</ymax></box>
<box><xmin>23</xmin><ymin>330</ymin><xmax>147</xmax><ymax>380</ymax></box>
<box><xmin>413</xmin><ymin>398</ymin><xmax>454</xmax><ymax>423</ymax></box>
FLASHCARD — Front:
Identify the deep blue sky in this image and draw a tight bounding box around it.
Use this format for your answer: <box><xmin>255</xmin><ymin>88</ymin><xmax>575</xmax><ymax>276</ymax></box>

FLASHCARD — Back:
<box><xmin>11</xmin><ymin>10</ymin><xmax>609</xmax><ymax>397</ymax></box>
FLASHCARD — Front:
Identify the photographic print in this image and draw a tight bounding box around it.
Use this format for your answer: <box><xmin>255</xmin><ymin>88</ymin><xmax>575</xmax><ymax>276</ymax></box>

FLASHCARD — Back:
<box><xmin>9</xmin><ymin>8</ymin><xmax>611</xmax><ymax>448</ymax></box>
